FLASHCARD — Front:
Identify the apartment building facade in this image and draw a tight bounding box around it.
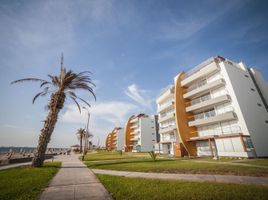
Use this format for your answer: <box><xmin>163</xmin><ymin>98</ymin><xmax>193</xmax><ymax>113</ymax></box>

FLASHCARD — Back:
<box><xmin>124</xmin><ymin>114</ymin><xmax>158</xmax><ymax>152</ymax></box>
<box><xmin>157</xmin><ymin>56</ymin><xmax>268</xmax><ymax>158</ymax></box>
<box><xmin>156</xmin><ymin>85</ymin><xmax>182</xmax><ymax>156</ymax></box>
<box><xmin>105</xmin><ymin>127</ymin><xmax>125</xmax><ymax>151</ymax></box>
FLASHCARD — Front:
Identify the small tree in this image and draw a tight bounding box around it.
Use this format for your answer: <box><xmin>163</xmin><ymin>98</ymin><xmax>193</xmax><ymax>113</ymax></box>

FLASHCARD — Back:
<box><xmin>76</xmin><ymin>128</ymin><xmax>86</xmax><ymax>153</ymax></box>
<box><xmin>148</xmin><ymin>151</ymin><xmax>157</xmax><ymax>161</ymax></box>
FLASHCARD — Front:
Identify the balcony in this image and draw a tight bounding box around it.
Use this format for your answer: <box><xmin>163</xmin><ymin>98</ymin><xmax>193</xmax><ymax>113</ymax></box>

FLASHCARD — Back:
<box><xmin>186</xmin><ymin>94</ymin><xmax>230</xmax><ymax>112</ymax></box>
<box><xmin>156</xmin><ymin>87</ymin><xmax>174</xmax><ymax>104</ymax></box>
<box><xmin>160</xmin><ymin>135</ymin><xmax>176</xmax><ymax>143</ymax></box>
<box><xmin>130</xmin><ymin>136</ymin><xmax>139</xmax><ymax>141</ymax></box>
<box><xmin>130</xmin><ymin>123</ymin><xmax>139</xmax><ymax>129</ymax></box>
<box><xmin>188</xmin><ymin>111</ymin><xmax>236</xmax><ymax>127</ymax></box>
<box><xmin>157</xmin><ymin>101</ymin><xmax>174</xmax><ymax>113</ymax></box>
<box><xmin>130</xmin><ymin>117</ymin><xmax>138</xmax><ymax>123</ymax></box>
<box><xmin>158</xmin><ymin>112</ymin><xmax>175</xmax><ymax>123</ymax></box>
<box><xmin>181</xmin><ymin>61</ymin><xmax>220</xmax><ymax>87</ymax></box>
<box><xmin>159</xmin><ymin>125</ymin><xmax>176</xmax><ymax>134</ymax></box>
<box><xmin>183</xmin><ymin>78</ymin><xmax>225</xmax><ymax>99</ymax></box>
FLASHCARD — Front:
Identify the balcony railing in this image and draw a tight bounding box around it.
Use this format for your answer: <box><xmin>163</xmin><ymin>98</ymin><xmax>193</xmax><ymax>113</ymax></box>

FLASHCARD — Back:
<box><xmin>184</xmin><ymin>56</ymin><xmax>225</xmax><ymax>79</ymax></box>
<box><xmin>186</xmin><ymin>93</ymin><xmax>211</xmax><ymax>107</ymax></box>
<box><xmin>160</xmin><ymin>136</ymin><xmax>176</xmax><ymax>142</ymax></box>
<box><xmin>189</xmin><ymin>109</ymin><xmax>216</xmax><ymax>122</ymax></box>
<box><xmin>186</xmin><ymin>79</ymin><xmax>207</xmax><ymax>93</ymax></box>
<box><xmin>189</xmin><ymin>125</ymin><xmax>242</xmax><ymax>140</ymax></box>
<box><xmin>188</xmin><ymin>110</ymin><xmax>236</xmax><ymax>127</ymax></box>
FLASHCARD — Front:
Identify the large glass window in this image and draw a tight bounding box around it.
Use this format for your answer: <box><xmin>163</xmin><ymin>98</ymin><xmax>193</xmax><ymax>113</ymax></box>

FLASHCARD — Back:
<box><xmin>243</xmin><ymin>137</ymin><xmax>254</xmax><ymax>151</ymax></box>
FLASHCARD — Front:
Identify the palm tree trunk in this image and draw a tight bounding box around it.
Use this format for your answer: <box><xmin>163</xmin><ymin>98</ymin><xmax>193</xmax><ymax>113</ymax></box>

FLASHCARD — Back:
<box><xmin>80</xmin><ymin>135</ymin><xmax>83</xmax><ymax>153</ymax></box>
<box><xmin>32</xmin><ymin>91</ymin><xmax>65</xmax><ymax>167</ymax></box>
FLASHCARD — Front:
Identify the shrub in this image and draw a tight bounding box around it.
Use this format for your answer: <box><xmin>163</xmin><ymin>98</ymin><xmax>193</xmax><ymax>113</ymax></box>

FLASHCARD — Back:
<box><xmin>148</xmin><ymin>151</ymin><xmax>157</xmax><ymax>161</ymax></box>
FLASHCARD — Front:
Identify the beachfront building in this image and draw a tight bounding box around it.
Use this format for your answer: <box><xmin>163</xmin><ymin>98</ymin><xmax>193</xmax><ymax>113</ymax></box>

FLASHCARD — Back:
<box><xmin>105</xmin><ymin>131</ymin><xmax>116</xmax><ymax>151</ymax></box>
<box><xmin>158</xmin><ymin>56</ymin><xmax>268</xmax><ymax>158</ymax></box>
<box><xmin>105</xmin><ymin>127</ymin><xmax>125</xmax><ymax>151</ymax></box>
<box><xmin>156</xmin><ymin>85</ymin><xmax>182</xmax><ymax>156</ymax></box>
<box><xmin>124</xmin><ymin>114</ymin><xmax>158</xmax><ymax>152</ymax></box>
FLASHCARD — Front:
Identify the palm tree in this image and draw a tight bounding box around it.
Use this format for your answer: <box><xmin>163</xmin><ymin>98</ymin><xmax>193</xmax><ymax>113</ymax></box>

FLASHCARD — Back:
<box><xmin>76</xmin><ymin>128</ymin><xmax>86</xmax><ymax>153</ymax></box>
<box><xmin>11</xmin><ymin>55</ymin><xmax>96</xmax><ymax>167</ymax></box>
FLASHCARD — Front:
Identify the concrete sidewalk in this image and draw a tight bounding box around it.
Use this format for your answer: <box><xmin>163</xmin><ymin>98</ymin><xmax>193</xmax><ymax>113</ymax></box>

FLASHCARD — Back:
<box><xmin>92</xmin><ymin>169</ymin><xmax>268</xmax><ymax>187</ymax></box>
<box><xmin>39</xmin><ymin>155</ymin><xmax>113</xmax><ymax>200</ymax></box>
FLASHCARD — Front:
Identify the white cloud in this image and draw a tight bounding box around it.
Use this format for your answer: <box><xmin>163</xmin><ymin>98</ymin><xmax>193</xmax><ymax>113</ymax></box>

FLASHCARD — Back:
<box><xmin>125</xmin><ymin>84</ymin><xmax>153</xmax><ymax>108</ymax></box>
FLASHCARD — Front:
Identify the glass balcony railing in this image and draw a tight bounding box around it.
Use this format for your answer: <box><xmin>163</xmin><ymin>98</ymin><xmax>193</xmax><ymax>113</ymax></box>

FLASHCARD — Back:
<box><xmin>189</xmin><ymin>106</ymin><xmax>234</xmax><ymax>122</ymax></box>
<box><xmin>186</xmin><ymin>79</ymin><xmax>207</xmax><ymax>93</ymax></box>
<box><xmin>186</xmin><ymin>94</ymin><xmax>211</xmax><ymax>107</ymax></box>
<box><xmin>158</xmin><ymin>100</ymin><xmax>174</xmax><ymax>110</ymax></box>
<box><xmin>161</xmin><ymin>136</ymin><xmax>176</xmax><ymax>142</ymax></box>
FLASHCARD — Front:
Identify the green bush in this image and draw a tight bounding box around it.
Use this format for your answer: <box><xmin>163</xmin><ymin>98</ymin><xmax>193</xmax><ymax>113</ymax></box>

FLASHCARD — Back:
<box><xmin>149</xmin><ymin>151</ymin><xmax>157</xmax><ymax>161</ymax></box>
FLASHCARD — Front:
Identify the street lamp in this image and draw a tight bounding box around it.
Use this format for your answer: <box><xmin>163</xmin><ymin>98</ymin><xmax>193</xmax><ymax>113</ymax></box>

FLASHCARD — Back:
<box><xmin>82</xmin><ymin>107</ymin><xmax>91</xmax><ymax>160</ymax></box>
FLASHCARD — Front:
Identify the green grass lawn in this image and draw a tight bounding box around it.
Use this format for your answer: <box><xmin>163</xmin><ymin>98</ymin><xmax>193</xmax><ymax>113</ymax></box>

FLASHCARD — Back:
<box><xmin>97</xmin><ymin>174</ymin><xmax>268</xmax><ymax>200</ymax></box>
<box><xmin>234</xmin><ymin>159</ymin><xmax>268</xmax><ymax>166</ymax></box>
<box><xmin>83</xmin><ymin>151</ymin><xmax>150</xmax><ymax>161</ymax></box>
<box><xmin>84</xmin><ymin>152</ymin><xmax>268</xmax><ymax>176</ymax></box>
<box><xmin>0</xmin><ymin>162</ymin><xmax>61</xmax><ymax>200</ymax></box>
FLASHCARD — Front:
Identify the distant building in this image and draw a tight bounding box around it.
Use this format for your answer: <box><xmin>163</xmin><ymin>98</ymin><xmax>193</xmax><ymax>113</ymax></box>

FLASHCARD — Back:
<box><xmin>105</xmin><ymin>127</ymin><xmax>125</xmax><ymax>151</ymax></box>
<box><xmin>70</xmin><ymin>144</ymin><xmax>80</xmax><ymax>152</ymax></box>
<box><xmin>157</xmin><ymin>56</ymin><xmax>268</xmax><ymax>158</ymax></box>
<box><xmin>124</xmin><ymin>113</ymin><xmax>158</xmax><ymax>152</ymax></box>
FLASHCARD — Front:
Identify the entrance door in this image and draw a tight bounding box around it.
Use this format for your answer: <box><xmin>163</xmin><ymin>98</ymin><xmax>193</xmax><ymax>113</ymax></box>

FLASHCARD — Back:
<box><xmin>167</xmin><ymin>144</ymin><xmax>171</xmax><ymax>154</ymax></box>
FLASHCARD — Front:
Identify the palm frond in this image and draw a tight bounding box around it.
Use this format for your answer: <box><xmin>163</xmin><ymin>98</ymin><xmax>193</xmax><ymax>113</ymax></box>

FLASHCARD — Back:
<box><xmin>32</xmin><ymin>92</ymin><xmax>44</xmax><ymax>104</ymax></box>
<box><xmin>70</xmin><ymin>97</ymin><xmax>81</xmax><ymax>113</ymax></box>
<box><xmin>11</xmin><ymin>78</ymin><xmax>48</xmax><ymax>85</ymax></box>
<box><xmin>77</xmin><ymin>96</ymin><xmax>91</xmax><ymax>108</ymax></box>
<box><xmin>32</xmin><ymin>87</ymin><xmax>50</xmax><ymax>104</ymax></box>
<box><xmin>40</xmin><ymin>81</ymin><xmax>51</xmax><ymax>88</ymax></box>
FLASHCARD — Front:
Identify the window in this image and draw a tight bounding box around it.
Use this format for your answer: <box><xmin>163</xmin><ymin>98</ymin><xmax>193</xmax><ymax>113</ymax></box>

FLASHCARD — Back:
<box><xmin>152</xmin><ymin>133</ymin><xmax>155</xmax><ymax>135</ymax></box>
<box><xmin>251</xmin><ymin>88</ymin><xmax>255</xmax><ymax>91</ymax></box>
<box><xmin>244</xmin><ymin>74</ymin><xmax>249</xmax><ymax>78</ymax></box>
<box><xmin>243</xmin><ymin>137</ymin><xmax>254</xmax><ymax>151</ymax></box>
<box><xmin>265</xmin><ymin>120</ymin><xmax>268</xmax><ymax>124</ymax></box>
<box><xmin>257</xmin><ymin>103</ymin><xmax>262</xmax><ymax>107</ymax></box>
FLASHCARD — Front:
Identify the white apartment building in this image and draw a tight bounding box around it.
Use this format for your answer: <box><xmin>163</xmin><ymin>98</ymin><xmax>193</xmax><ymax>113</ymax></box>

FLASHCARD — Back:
<box><xmin>158</xmin><ymin>56</ymin><xmax>268</xmax><ymax>158</ymax></box>
<box><xmin>156</xmin><ymin>85</ymin><xmax>181</xmax><ymax>156</ymax></box>
<box><xmin>124</xmin><ymin>114</ymin><xmax>158</xmax><ymax>152</ymax></box>
<box><xmin>115</xmin><ymin>127</ymin><xmax>125</xmax><ymax>151</ymax></box>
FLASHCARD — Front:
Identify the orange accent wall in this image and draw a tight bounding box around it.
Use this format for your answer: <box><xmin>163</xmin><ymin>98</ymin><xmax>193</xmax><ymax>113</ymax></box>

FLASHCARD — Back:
<box><xmin>105</xmin><ymin>134</ymin><xmax>109</xmax><ymax>149</ymax></box>
<box><xmin>174</xmin><ymin>72</ymin><xmax>197</xmax><ymax>156</ymax></box>
<box><xmin>105</xmin><ymin>129</ymin><xmax>117</xmax><ymax>151</ymax></box>
<box><xmin>173</xmin><ymin>143</ymin><xmax>181</xmax><ymax>157</ymax></box>
<box><xmin>124</xmin><ymin>116</ymin><xmax>134</xmax><ymax>152</ymax></box>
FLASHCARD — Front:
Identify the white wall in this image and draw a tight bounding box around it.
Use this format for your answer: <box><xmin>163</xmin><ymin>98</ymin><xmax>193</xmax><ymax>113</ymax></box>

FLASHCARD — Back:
<box><xmin>140</xmin><ymin>116</ymin><xmax>157</xmax><ymax>152</ymax></box>
<box><xmin>220</xmin><ymin>62</ymin><xmax>268</xmax><ymax>157</ymax></box>
<box><xmin>251</xmin><ymin>68</ymin><xmax>268</xmax><ymax>109</ymax></box>
<box><xmin>116</xmin><ymin>128</ymin><xmax>125</xmax><ymax>151</ymax></box>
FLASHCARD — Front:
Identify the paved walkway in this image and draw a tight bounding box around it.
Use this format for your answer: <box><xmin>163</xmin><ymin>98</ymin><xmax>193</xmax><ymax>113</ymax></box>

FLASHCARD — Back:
<box><xmin>39</xmin><ymin>155</ymin><xmax>113</xmax><ymax>200</ymax></box>
<box><xmin>92</xmin><ymin>169</ymin><xmax>268</xmax><ymax>187</ymax></box>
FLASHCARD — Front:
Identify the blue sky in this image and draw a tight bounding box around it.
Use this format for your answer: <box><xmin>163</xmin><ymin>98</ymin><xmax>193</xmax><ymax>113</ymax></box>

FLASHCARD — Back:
<box><xmin>0</xmin><ymin>0</ymin><xmax>267</xmax><ymax>147</ymax></box>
